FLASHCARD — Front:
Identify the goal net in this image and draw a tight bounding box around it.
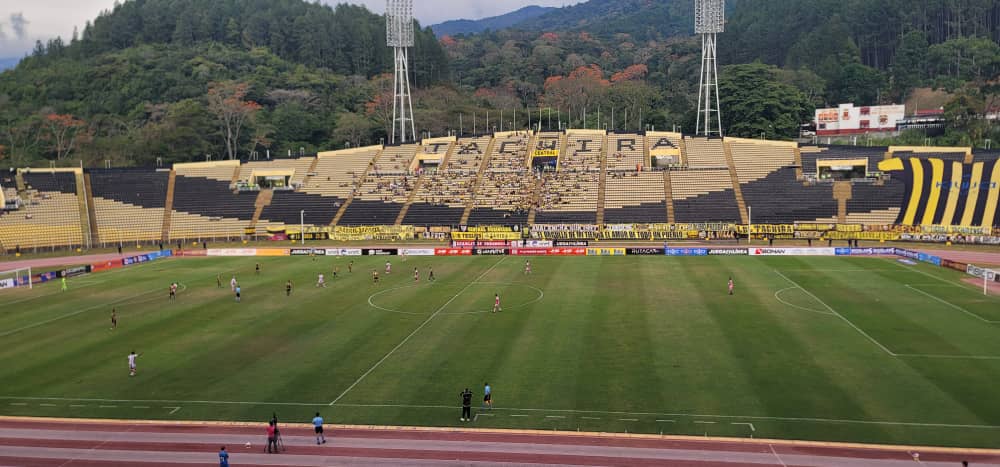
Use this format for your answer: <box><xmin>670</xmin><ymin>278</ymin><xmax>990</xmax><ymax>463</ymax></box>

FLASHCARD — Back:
<box><xmin>966</xmin><ymin>264</ymin><xmax>999</xmax><ymax>296</ymax></box>
<box><xmin>0</xmin><ymin>267</ymin><xmax>32</xmax><ymax>290</ymax></box>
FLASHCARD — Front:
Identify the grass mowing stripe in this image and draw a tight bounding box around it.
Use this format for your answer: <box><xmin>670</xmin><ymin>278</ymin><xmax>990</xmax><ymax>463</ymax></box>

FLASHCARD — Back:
<box><xmin>328</xmin><ymin>257</ymin><xmax>507</xmax><ymax>406</ymax></box>
<box><xmin>774</xmin><ymin>269</ymin><xmax>896</xmax><ymax>356</ymax></box>
<box><xmin>905</xmin><ymin>284</ymin><xmax>998</xmax><ymax>324</ymax></box>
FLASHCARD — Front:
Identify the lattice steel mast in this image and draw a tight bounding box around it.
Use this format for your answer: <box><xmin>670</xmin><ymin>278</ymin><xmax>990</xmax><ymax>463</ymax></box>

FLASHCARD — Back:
<box><xmin>695</xmin><ymin>0</ymin><xmax>724</xmax><ymax>136</ymax></box>
<box><xmin>387</xmin><ymin>0</ymin><xmax>416</xmax><ymax>144</ymax></box>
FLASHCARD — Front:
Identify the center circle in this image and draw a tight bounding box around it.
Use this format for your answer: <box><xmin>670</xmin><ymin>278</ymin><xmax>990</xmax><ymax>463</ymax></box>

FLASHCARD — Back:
<box><xmin>368</xmin><ymin>282</ymin><xmax>544</xmax><ymax>315</ymax></box>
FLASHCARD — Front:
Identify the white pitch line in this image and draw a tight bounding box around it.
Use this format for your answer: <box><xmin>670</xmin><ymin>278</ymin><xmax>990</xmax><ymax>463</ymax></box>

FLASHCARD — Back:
<box><xmin>618</xmin><ymin>418</ymin><xmax>639</xmax><ymax>422</ymax></box>
<box><xmin>38</xmin><ymin>403</ymin><xmax>57</xmax><ymax>407</ymax></box>
<box><xmin>98</xmin><ymin>405</ymin><xmax>117</xmax><ymax>408</ymax></box>
<box><xmin>68</xmin><ymin>405</ymin><xmax>86</xmax><ymax>408</ymax></box>
<box><xmin>8</xmin><ymin>403</ymin><xmax>27</xmax><ymax>406</ymax></box>
<box><xmin>895</xmin><ymin>353</ymin><xmax>1000</xmax><ymax>360</ymax></box>
<box><xmin>329</xmin><ymin>257</ymin><xmax>507</xmax><ymax>406</ymax></box>
<box><xmin>732</xmin><ymin>422</ymin><xmax>756</xmax><ymax>432</ymax></box>
<box><xmin>693</xmin><ymin>421</ymin><xmax>716</xmax><ymax>424</ymax></box>
<box><xmin>774</xmin><ymin>270</ymin><xmax>897</xmax><ymax>357</ymax></box>
<box><xmin>581</xmin><ymin>417</ymin><xmax>601</xmax><ymax>420</ymax></box>
<box><xmin>773</xmin><ymin>287</ymin><xmax>835</xmax><ymax>315</ymax></box>
<box><xmin>656</xmin><ymin>419</ymin><xmax>675</xmax><ymax>423</ymax></box>
<box><xmin>166</xmin><ymin>406</ymin><xmax>181</xmax><ymax>414</ymax></box>
<box><xmin>905</xmin><ymin>284</ymin><xmax>998</xmax><ymax>323</ymax></box>
<box><xmin>132</xmin><ymin>406</ymin><xmax>150</xmax><ymax>409</ymax></box>
<box><xmin>6</xmin><ymin>396</ymin><xmax>1000</xmax><ymax>430</ymax></box>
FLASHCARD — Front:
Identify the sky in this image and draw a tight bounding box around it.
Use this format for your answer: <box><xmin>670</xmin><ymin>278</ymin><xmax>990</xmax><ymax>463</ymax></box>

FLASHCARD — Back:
<box><xmin>0</xmin><ymin>0</ymin><xmax>580</xmax><ymax>57</ymax></box>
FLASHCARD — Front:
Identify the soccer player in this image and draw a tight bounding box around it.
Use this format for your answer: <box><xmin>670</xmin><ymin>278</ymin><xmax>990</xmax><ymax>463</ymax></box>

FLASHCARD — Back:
<box><xmin>312</xmin><ymin>412</ymin><xmax>326</xmax><ymax>444</ymax></box>
<box><xmin>460</xmin><ymin>388</ymin><xmax>473</xmax><ymax>421</ymax></box>
<box><xmin>235</xmin><ymin>284</ymin><xmax>241</xmax><ymax>303</ymax></box>
<box><xmin>218</xmin><ymin>446</ymin><xmax>229</xmax><ymax>467</ymax></box>
<box><xmin>493</xmin><ymin>293</ymin><xmax>502</xmax><ymax>313</ymax></box>
<box><xmin>413</xmin><ymin>267</ymin><xmax>419</xmax><ymax>282</ymax></box>
<box><xmin>61</xmin><ymin>277</ymin><xmax>68</xmax><ymax>292</ymax></box>
<box><xmin>128</xmin><ymin>350</ymin><xmax>140</xmax><ymax>376</ymax></box>
<box><xmin>349</xmin><ymin>260</ymin><xmax>354</xmax><ymax>273</ymax></box>
<box><xmin>111</xmin><ymin>308</ymin><xmax>117</xmax><ymax>330</ymax></box>
<box><xmin>316</xmin><ymin>273</ymin><xmax>326</xmax><ymax>288</ymax></box>
<box><xmin>230</xmin><ymin>276</ymin><xmax>238</xmax><ymax>292</ymax></box>
<box><xmin>483</xmin><ymin>382</ymin><xmax>492</xmax><ymax>409</ymax></box>
<box><xmin>216</xmin><ymin>274</ymin><xmax>222</xmax><ymax>288</ymax></box>
<box><xmin>524</xmin><ymin>260</ymin><xmax>531</xmax><ymax>275</ymax></box>
<box><xmin>385</xmin><ymin>261</ymin><xmax>392</xmax><ymax>274</ymax></box>
<box><xmin>429</xmin><ymin>266</ymin><xmax>435</xmax><ymax>282</ymax></box>
<box><xmin>255</xmin><ymin>263</ymin><xmax>261</xmax><ymax>275</ymax></box>
<box><xmin>286</xmin><ymin>280</ymin><xmax>293</xmax><ymax>297</ymax></box>
<box><xmin>372</xmin><ymin>270</ymin><xmax>380</xmax><ymax>284</ymax></box>
<box><xmin>728</xmin><ymin>277</ymin><xmax>735</xmax><ymax>295</ymax></box>
<box><xmin>333</xmin><ymin>266</ymin><xmax>340</xmax><ymax>279</ymax></box>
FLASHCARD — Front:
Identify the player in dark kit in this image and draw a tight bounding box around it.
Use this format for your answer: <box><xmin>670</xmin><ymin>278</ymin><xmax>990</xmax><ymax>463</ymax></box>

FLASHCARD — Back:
<box><xmin>255</xmin><ymin>263</ymin><xmax>261</xmax><ymax>275</ymax></box>
<box><xmin>372</xmin><ymin>270</ymin><xmax>379</xmax><ymax>284</ymax></box>
<box><xmin>111</xmin><ymin>308</ymin><xmax>117</xmax><ymax>330</ymax></box>
<box><xmin>286</xmin><ymin>280</ymin><xmax>293</xmax><ymax>296</ymax></box>
<box><xmin>349</xmin><ymin>260</ymin><xmax>354</xmax><ymax>273</ymax></box>
<box><xmin>429</xmin><ymin>267</ymin><xmax>435</xmax><ymax>282</ymax></box>
<box><xmin>460</xmin><ymin>388</ymin><xmax>473</xmax><ymax>421</ymax></box>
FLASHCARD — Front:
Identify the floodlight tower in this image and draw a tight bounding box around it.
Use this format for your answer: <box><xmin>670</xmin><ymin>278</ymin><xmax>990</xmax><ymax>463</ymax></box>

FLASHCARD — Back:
<box><xmin>387</xmin><ymin>0</ymin><xmax>416</xmax><ymax>144</ymax></box>
<box><xmin>695</xmin><ymin>0</ymin><xmax>724</xmax><ymax>136</ymax></box>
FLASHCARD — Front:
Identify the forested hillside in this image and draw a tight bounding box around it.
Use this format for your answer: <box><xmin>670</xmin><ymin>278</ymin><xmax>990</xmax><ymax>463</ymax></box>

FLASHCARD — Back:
<box><xmin>1</xmin><ymin>0</ymin><xmax>999</xmax><ymax>169</ymax></box>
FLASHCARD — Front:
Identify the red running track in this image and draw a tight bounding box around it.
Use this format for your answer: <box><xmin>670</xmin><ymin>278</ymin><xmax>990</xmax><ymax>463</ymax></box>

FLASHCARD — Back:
<box><xmin>0</xmin><ymin>417</ymin><xmax>997</xmax><ymax>466</ymax></box>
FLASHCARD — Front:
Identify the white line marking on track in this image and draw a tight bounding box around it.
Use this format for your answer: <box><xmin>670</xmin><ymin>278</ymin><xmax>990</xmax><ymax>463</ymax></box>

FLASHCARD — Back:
<box><xmin>905</xmin><ymin>284</ymin><xmax>998</xmax><ymax>323</ymax></box>
<box><xmin>472</xmin><ymin>413</ymin><xmax>493</xmax><ymax>421</ymax></box>
<box><xmin>329</xmin><ymin>257</ymin><xmax>507</xmax><ymax>406</ymax></box>
<box><xmin>775</xmin><ymin>269</ymin><xmax>897</xmax><ymax>356</ymax></box>
<box><xmin>769</xmin><ymin>444</ymin><xmax>788</xmax><ymax>467</ymax></box>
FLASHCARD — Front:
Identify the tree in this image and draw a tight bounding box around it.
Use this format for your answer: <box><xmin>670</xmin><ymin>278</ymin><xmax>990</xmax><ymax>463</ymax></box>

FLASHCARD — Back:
<box><xmin>43</xmin><ymin>113</ymin><xmax>88</xmax><ymax>160</ymax></box>
<box><xmin>206</xmin><ymin>81</ymin><xmax>261</xmax><ymax>160</ymax></box>
<box><xmin>332</xmin><ymin>112</ymin><xmax>374</xmax><ymax>148</ymax></box>
<box><xmin>891</xmin><ymin>31</ymin><xmax>929</xmax><ymax>94</ymax></box>
<box><xmin>364</xmin><ymin>74</ymin><xmax>395</xmax><ymax>141</ymax></box>
<box><xmin>715</xmin><ymin>63</ymin><xmax>812</xmax><ymax>139</ymax></box>
<box><xmin>541</xmin><ymin>64</ymin><xmax>611</xmax><ymax>113</ymax></box>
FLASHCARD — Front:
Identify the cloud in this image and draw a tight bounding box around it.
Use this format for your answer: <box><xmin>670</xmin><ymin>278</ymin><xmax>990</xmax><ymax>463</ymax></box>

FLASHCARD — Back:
<box><xmin>9</xmin><ymin>12</ymin><xmax>29</xmax><ymax>40</ymax></box>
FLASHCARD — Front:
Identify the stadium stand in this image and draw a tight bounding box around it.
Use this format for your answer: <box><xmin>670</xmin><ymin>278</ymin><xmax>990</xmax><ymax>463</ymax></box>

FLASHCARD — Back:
<box><xmin>845</xmin><ymin>179</ymin><xmax>906</xmax><ymax>225</ymax></box>
<box><xmin>607</xmin><ymin>134</ymin><xmax>646</xmax><ymax>171</ymax></box>
<box><xmin>603</xmin><ymin>172</ymin><xmax>668</xmax><ymax>223</ymax></box>
<box><xmin>337</xmin><ymin>145</ymin><xmax>418</xmax><ymax>226</ymax></box>
<box><xmin>404</xmin><ymin>137</ymin><xmax>485</xmax><ymax>226</ymax></box>
<box><xmin>728</xmin><ymin>139</ymin><xmax>797</xmax><ymax>184</ymax></box>
<box><xmin>671</xmin><ymin>169</ymin><xmax>742</xmax><ymax>222</ymax></box>
<box><xmin>0</xmin><ymin>171</ymin><xmax>84</xmax><ymax>250</ymax></box>
<box><xmin>88</xmin><ymin>168</ymin><xmax>169</xmax><ymax>244</ymax></box>
<box><xmin>169</xmin><ymin>163</ymin><xmax>256</xmax><ymax>240</ymax></box>
<box><xmin>534</xmin><ymin>131</ymin><xmax>602</xmax><ymax>224</ymax></box>
<box><xmin>739</xmin><ymin>168</ymin><xmax>837</xmax><ymax>224</ymax></box>
<box><xmin>468</xmin><ymin>132</ymin><xmax>533</xmax><ymax>225</ymax></box>
<box><xmin>683</xmin><ymin>137</ymin><xmax>727</xmax><ymax>168</ymax></box>
<box><xmin>236</xmin><ymin>157</ymin><xmax>315</xmax><ymax>187</ymax></box>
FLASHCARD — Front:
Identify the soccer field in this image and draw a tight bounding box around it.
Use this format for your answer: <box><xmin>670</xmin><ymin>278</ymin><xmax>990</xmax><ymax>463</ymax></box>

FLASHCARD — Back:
<box><xmin>2</xmin><ymin>254</ymin><xmax>1000</xmax><ymax>448</ymax></box>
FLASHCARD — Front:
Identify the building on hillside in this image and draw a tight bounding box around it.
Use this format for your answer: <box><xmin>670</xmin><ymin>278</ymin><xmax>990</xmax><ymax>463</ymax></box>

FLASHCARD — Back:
<box><xmin>815</xmin><ymin>103</ymin><xmax>906</xmax><ymax>136</ymax></box>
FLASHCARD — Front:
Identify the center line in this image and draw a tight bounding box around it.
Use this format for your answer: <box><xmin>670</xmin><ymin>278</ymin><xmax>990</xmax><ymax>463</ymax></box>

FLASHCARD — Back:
<box><xmin>329</xmin><ymin>257</ymin><xmax>507</xmax><ymax>406</ymax></box>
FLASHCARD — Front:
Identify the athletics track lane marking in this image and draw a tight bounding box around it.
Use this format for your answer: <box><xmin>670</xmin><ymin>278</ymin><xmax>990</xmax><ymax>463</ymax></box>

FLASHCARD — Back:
<box><xmin>328</xmin><ymin>257</ymin><xmax>507</xmax><ymax>406</ymax></box>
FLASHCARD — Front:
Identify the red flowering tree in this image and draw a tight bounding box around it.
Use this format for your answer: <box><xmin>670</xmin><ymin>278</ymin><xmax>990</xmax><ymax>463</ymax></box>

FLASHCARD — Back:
<box><xmin>541</xmin><ymin>64</ymin><xmax>610</xmax><ymax>110</ymax></box>
<box><xmin>43</xmin><ymin>113</ymin><xmax>88</xmax><ymax>160</ymax></box>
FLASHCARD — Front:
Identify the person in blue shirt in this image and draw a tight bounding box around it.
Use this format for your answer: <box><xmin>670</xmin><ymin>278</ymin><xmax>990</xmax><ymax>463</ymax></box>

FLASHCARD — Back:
<box><xmin>218</xmin><ymin>446</ymin><xmax>229</xmax><ymax>466</ymax></box>
<box><xmin>235</xmin><ymin>285</ymin><xmax>241</xmax><ymax>303</ymax></box>
<box><xmin>483</xmin><ymin>382</ymin><xmax>492</xmax><ymax>409</ymax></box>
<box><xmin>312</xmin><ymin>412</ymin><xmax>326</xmax><ymax>444</ymax></box>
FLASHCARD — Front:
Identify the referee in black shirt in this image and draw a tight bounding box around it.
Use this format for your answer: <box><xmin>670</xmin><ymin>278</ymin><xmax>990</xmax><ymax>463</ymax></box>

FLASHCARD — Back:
<box><xmin>460</xmin><ymin>388</ymin><xmax>473</xmax><ymax>421</ymax></box>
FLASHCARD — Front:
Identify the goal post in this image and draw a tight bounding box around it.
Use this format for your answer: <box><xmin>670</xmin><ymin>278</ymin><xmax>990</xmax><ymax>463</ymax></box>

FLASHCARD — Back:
<box><xmin>0</xmin><ymin>267</ymin><xmax>32</xmax><ymax>290</ymax></box>
<box><xmin>966</xmin><ymin>264</ymin><xmax>998</xmax><ymax>296</ymax></box>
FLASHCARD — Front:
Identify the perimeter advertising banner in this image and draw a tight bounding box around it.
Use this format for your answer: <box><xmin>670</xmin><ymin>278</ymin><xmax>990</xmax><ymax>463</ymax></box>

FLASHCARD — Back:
<box><xmin>664</xmin><ymin>248</ymin><xmax>709</xmax><ymax>256</ymax></box>
<box><xmin>364</xmin><ymin>248</ymin><xmax>398</xmax><ymax>256</ymax></box>
<box><xmin>435</xmin><ymin>248</ymin><xmax>473</xmax><ymax>256</ymax></box>
<box><xmin>290</xmin><ymin>248</ymin><xmax>326</xmax><ymax>256</ymax></box>
<box><xmin>834</xmin><ymin>248</ymin><xmax>895</xmax><ymax>256</ymax></box>
<box><xmin>473</xmin><ymin>248</ymin><xmax>509</xmax><ymax>255</ymax></box>
<box><xmin>58</xmin><ymin>265</ymin><xmax>92</xmax><ymax>278</ymax></box>
<box><xmin>586</xmin><ymin>247</ymin><xmax>625</xmax><ymax>256</ymax></box>
<box><xmin>509</xmin><ymin>248</ymin><xmax>587</xmax><ymax>256</ymax></box>
<box><xmin>626</xmin><ymin>248</ymin><xmax>664</xmax><ymax>255</ymax></box>
<box><xmin>256</xmin><ymin>248</ymin><xmax>290</xmax><ymax>257</ymax></box>
<box><xmin>708</xmin><ymin>248</ymin><xmax>749</xmax><ymax>256</ymax></box>
<box><xmin>208</xmin><ymin>248</ymin><xmax>258</xmax><ymax>257</ymax></box>
<box><xmin>400</xmin><ymin>248</ymin><xmax>436</xmax><ymax>256</ymax></box>
<box><xmin>452</xmin><ymin>241</ymin><xmax>510</xmax><ymax>248</ymax></box>
<box><xmin>748</xmin><ymin>248</ymin><xmax>837</xmax><ymax>256</ymax></box>
<box><xmin>325</xmin><ymin>248</ymin><xmax>363</xmax><ymax>256</ymax></box>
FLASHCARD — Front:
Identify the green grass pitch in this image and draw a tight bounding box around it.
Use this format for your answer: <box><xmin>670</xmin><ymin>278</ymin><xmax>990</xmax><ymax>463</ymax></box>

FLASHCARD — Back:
<box><xmin>2</xmin><ymin>254</ymin><xmax>1000</xmax><ymax>448</ymax></box>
